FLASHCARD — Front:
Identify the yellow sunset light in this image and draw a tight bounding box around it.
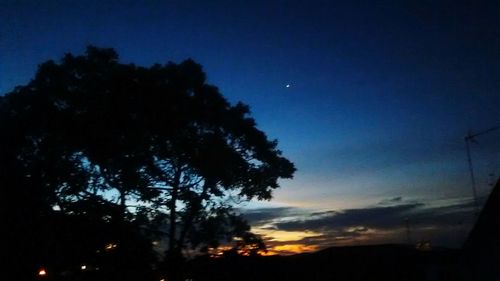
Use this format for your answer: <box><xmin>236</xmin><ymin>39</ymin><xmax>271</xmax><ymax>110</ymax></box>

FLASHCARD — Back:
<box><xmin>253</xmin><ymin>228</ymin><xmax>322</xmax><ymax>242</ymax></box>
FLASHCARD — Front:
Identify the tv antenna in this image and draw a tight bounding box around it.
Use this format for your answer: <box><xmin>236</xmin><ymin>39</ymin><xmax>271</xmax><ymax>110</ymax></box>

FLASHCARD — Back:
<box><xmin>464</xmin><ymin>125</ymin><xmax>500</xmax><ymax>215</ymax></box>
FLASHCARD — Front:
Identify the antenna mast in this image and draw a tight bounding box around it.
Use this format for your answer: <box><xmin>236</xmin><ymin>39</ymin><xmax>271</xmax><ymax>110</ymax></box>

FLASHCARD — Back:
<box><xmin>464</xmin><ymin>125</ymin><xmax>500</xmax><ymax>215</ymax></box>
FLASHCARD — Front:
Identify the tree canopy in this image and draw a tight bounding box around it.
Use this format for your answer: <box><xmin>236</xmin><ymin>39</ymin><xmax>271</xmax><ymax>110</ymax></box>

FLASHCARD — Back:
<box><xmin>1</xmin><ymin>46</ymin><xmax>295</xmax><ymax>280</ymax></box>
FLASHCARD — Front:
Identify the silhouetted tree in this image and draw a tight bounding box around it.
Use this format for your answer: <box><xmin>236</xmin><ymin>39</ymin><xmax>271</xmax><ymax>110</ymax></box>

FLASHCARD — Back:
<box><xmin>1</xmin><ymin>46</ymin><xmax>295</xmax><ymax>280</ymax></box>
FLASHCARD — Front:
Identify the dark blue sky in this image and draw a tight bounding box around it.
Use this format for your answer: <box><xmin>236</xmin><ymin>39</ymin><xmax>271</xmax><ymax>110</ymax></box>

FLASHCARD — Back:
<box><xmin>1</xmin><ymin>0</ymin><xmax>499</xmax><ymax>250</ymax></box>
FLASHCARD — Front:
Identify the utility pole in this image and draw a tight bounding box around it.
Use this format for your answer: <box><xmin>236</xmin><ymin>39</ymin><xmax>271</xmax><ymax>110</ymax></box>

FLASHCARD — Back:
<box><xmin>464</xmin><ymin>125</ymin><xmax>500</xmax><ymax>216</ymax></box>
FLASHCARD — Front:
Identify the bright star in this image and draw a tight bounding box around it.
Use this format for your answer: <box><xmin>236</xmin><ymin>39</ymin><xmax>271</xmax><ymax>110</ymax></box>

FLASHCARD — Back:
<box><xmin>286</xmin><ymin>84</ymin><xmax>290</xmax><ymax>88</ymax></box>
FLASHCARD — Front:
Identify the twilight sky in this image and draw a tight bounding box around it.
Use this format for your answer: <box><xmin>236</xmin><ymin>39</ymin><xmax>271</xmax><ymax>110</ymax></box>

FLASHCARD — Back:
<box><xmin>1</xmin><ymin>0</ymin><xmax>499</xmax><ymax>254</ymax></box>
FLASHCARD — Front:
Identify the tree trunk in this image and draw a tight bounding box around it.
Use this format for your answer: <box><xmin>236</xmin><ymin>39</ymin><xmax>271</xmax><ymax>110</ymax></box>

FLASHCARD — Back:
<box><xmin>119</xmin><ymin>190</ymin><xmax>127</xmax><ymax>222</ymax></box>
<box><xmin>166</xmin><ymin>167</ymin><xmax>184</xmax><ymax>281</ymax></box>
<box><xmin>168</xmin><ymin>167</ymin><xmax>182</xmax><ymax>253</ymax></box>
<box><xmin>178</xmin><ymin>182</ymin><xmax>210</xmax><ymax>248</ymax></box>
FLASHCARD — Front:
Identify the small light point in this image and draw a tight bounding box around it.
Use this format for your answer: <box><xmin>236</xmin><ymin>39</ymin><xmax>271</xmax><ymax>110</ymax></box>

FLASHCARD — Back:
<box><xmin>38</xmin><ymin>268</ymin><xmax>47</xmax><ymax>276</ymax></box>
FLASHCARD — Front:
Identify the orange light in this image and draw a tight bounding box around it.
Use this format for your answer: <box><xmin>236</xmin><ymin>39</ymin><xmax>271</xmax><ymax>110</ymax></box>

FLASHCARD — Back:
<box><xmin>38</xmin><ymin>268</ymin><xmax>47</xmax><ymax>276</ymax></box>
<box><xmin>105</xmin><ymin>243</ymin><xmax>118</xmax><ymax>250</ymax></box>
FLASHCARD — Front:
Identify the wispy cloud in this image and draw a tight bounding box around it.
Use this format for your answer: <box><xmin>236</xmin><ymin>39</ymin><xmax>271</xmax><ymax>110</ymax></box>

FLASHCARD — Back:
<box><xmin>241</xmin><ymin>207</ymin><xmax>295</xmax><ymax>225</ymax></box>
<box><xmin>242</xmin><ymin>196</ymin><xmax>480</xmax><ymax>254</ymax></box>
<box><xmin>275</xmin><ymin>202</ymin><xmax>423</xmax><ymax>231</ymax></box>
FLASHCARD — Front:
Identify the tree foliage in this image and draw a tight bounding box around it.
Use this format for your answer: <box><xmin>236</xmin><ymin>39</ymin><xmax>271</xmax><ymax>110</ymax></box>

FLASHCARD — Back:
<box><xmin>1</xmin><ymin>46</ymin><xmax>295</xmax><ymax>279</ymax></box>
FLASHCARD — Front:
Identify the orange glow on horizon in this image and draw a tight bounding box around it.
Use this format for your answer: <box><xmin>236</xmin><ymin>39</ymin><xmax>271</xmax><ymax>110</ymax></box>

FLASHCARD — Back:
<box><xmin>264</xmin><ymin>244</ymin><xmax>319</xmax><ymax>255</ymax></box>
<box><xmin>249</xmin><ymin>227</ymin><xmax>323</xmax><ymax>255</ymax></box>
<box><xmin>206</xmin><ymin>227</ymin><xmax>402</xmax><ymax>256</ymax></box>
<box><xmin>207</xmin><ymin>243</ymin><xmax>319</xmax><ymax>257</ymax></box>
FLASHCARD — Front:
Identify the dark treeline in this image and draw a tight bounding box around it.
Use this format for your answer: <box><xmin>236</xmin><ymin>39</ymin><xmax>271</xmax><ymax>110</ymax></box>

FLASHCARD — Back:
<box><xmin>1</xmin><ymin>46</ymin><xmax>295</xmax><ymax>280</ymax></box>
<box><xmin>186</xmin><ymin>245</ymin><xmax>462</xmax><ymax>281</ymax></box>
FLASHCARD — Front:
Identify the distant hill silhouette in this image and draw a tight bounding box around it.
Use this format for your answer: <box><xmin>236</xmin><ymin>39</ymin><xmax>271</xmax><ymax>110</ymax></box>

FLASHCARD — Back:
<box><xmin>186</xmin><ymin>244</ymin><xmax>460</xmax><ymax>281</ymax></box>
<box><xmin>184</xmin><ymin>178</ymin><xmax>499</xmax><ymax>281</ymax></box>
